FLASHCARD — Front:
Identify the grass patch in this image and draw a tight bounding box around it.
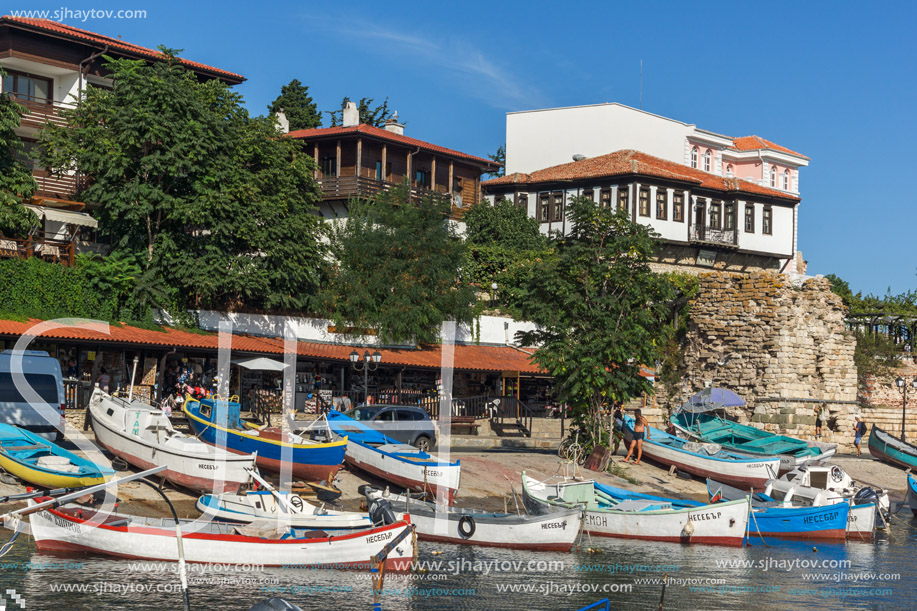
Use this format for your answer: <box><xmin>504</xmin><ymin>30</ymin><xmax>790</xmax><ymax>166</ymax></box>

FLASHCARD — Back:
<box><xmin>606</xmin><ymin>461</ymin><xmax>638</xmax><ymax>485</ymax></box>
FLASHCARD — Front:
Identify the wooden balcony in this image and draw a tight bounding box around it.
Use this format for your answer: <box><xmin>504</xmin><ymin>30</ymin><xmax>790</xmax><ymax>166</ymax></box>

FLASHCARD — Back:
<box><xmin>11</xmin><ymin>95</ymin><xmax>74</xmax><ymax>130</ymax></box>
<box><xmin>690</xmin><ymin>225</ymin><xmax>738</xmax><ymax>248</ymax></box>
<box><xmin>0</xmin><ymin>234</ymin><xmax>76</xmax><ymax>266</ymax></box>
<box><xmin>317</xmin><ymin>175</ymin><xmax>462</xmax><ymax>209</ymax></box>
<box><xmin>33</xmin><ymin>170</ymin><xmax>83</xmax><ymax>200</ymax></box>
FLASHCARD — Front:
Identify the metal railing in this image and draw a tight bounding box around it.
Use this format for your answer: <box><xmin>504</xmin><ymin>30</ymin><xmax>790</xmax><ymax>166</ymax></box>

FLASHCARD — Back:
<box><xmin>690</xmin><ymin>224</ymin><xmax>738</xmax><ymax>246</ymax></box>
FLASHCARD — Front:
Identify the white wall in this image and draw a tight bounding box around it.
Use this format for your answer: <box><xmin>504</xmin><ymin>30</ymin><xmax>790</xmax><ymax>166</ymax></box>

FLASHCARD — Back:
<box><xmin>737</xmin><ymin>201</ymin><xmax>794</xmax><ymax>257</ymax></box>
<box><xmin>174</xmin><ymin>310</ymin><xmax>538</xmax><ymax>348</ymax></box>
<box><xmin>505</xmin><ymin>103</ymin><xmax>694</xmax><ymax>175</ymax></box>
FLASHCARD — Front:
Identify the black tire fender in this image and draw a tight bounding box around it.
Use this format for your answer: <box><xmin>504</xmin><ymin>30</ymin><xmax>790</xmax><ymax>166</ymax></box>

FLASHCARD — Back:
<box><xmin>458</xmin><ymin>515</ymin><xmax>476</xmax><ymax>539</ymax></box>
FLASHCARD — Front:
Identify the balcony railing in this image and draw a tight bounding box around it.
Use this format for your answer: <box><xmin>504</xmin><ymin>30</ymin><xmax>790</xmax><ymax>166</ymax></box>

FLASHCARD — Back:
<box><xmin>317</xmin><ymin>175</ymin><xmax>460</xmax><ymax>208</ymax></box>
<box><xmin>690</xmin><ymin>224</ymin><xmax>738</xmax><ymax>247</ymax></box>
<box><xmin>10</xmin><ymin>95</ymin><xmax>75</xmax><ymax>129</ymax></box>
<box><xmin>0</xmin><ymin>234</ymin><xmax>76</xmax><ymax>266</ymax></box>
<box><xmin>33</xmin><ymin>170</ymin><xmax>84</xmax><ymax>200</ymax></box>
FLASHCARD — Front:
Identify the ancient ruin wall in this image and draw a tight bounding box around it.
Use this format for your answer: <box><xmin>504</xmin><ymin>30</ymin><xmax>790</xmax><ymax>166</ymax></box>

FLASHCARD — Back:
<box><xmin>680</xmin><ymin>271</ymin><xmax>859</xmax><ymax>444</ymax></box>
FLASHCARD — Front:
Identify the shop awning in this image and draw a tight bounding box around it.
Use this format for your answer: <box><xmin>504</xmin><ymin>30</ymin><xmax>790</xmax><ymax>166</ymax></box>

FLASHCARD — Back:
<box><xmin>232</xmin><ymin>357</ymin><xmax>288</xmax><ymax>371</ymax></box>
<box><xmin>24</xmin><ymin>205</ymin><xmax>98</xmax><ymax>229</ymax></box>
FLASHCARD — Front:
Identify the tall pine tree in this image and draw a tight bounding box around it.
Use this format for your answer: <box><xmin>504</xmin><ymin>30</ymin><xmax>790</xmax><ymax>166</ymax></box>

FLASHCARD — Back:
<box><xmin>268</xmin><ymin>79</ymin><xmax>321</xmax><ymax>131</ymax></box>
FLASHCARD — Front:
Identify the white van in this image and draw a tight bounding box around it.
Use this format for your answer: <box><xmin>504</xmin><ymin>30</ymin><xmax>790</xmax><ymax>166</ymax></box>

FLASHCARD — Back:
<box><xmin>0</xmin><ymin>350</ymin><xmax>66</xmax><ymax>440</ymax></box>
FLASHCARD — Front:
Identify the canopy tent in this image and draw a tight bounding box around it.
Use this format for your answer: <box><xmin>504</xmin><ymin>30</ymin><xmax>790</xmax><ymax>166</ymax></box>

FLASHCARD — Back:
<box><xmin>231</xmin><ymin>357</ymin><xmax>288</xmax><ymax>371</ymax></box>
<box><xmin>680</xmin><ymin>387</ymin><xmax>746</xmax><ymax>413</ymax></box>
<box><xmin>23</xmin><ymin>204</ymin><xmax>98</xmax><ymax>228</ymax></box>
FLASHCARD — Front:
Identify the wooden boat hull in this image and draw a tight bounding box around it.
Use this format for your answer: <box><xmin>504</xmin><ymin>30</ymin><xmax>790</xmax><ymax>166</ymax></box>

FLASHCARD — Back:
<box><xmin>521</xmin><ymin>474</ymin><xmax>749</xmax><ymax>547</ymax></box>
<box><xmin>748</xmin><ymin>503</ymin><xmax>848</xmax><ymax>541</ymax></box>
<box><xmin>847</xmin><ymin>503</ymin><xmax>876</xmax><ymax>541</ymax></box>
<box><xmin>868</xmin><ymin>425</ymin><xmax>917</xmax><ymax>470</ymax></box>
<box><xmin>621</xmin><ymin>423</ymin><xmax>780</xmax><ymax>490</ymax></box>
<box><xmin>183</xmin><ymin>399</ymin><xmax>346</xmax><ymax>481</ymax></box>
<box><xmin>371</xmin><ymin>491</ymin><xmax>581</xmax><ymax>551</ymax></box>
<box><xmin>345</xmin><ymin>440</ymin><xmax>460</xmax><ymax>505</ymax></box>
<box><xmin>29</xmin><ymin>504</ymin><xmax>414</xmax><ymax>571</ymax></box>
<box><xmin>90</xmin><ymin>391</ymin><xmax>254</xmax><ymax>494</ymax></box>
<box><xmin>196</xmin><ymin>491</ymin><xmax>372</xmax><ymax>529</ymax></box>
<box><xmin>0</xmin><ymin>423</ymin><xmax>113</xmax><ymax>488</ymax></box>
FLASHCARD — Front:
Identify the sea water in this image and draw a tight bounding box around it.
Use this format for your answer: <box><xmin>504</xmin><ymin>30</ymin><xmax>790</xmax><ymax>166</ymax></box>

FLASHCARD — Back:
<box><xmin>1</xmin><ymin>511</ymin><xmax>916</xmax><ymax>610</ymax></box>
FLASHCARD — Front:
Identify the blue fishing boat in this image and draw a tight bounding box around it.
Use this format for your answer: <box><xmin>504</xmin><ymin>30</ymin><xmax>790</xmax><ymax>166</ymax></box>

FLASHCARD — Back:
<box><xmin>619</xmin><ymin>415</ymin><xmax>781</xmax><ymax>489</ymax></box>
<box><xmin>868</xmin><ymin>425</ymin><xmax>917</xmax><ymax>470</ymax></box>
<box><xmin>672</xmin><ymin>398</ymin><xmax>835</xmax><ymax>473</ymax></box>
<box><xmin>182</xmin><ymin>396</ymin><xmax>346</xmax><ymax>481</ymax></box>
<box><xmin>326</xmin><ymin>410</ymin><xmax>461</xmax><ymax>503</ymax></box>
<box><xmin>908</xmin><ymin>474</ymin><xmax>917</xmax><ymax>517</ymax></box>
<box><xmin>0</xmin><ymin>423</ymin><xmax>114</xmax><ymax>488</ymax></box>
<box><xmin>707</xmin><ymin>478</ymin><xmax>852</xmax><ymax>541</ymax></box>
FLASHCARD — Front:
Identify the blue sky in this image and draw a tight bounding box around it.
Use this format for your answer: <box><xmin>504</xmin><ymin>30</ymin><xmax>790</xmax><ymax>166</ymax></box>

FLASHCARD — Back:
<box><xmin>13</xmin><ymin>0</ymin><xmax>917</xmax><ymax>297</ymax></box>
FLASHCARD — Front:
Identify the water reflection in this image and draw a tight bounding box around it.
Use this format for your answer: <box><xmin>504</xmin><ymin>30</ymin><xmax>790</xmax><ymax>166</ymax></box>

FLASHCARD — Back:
<box><xmin>1</xmin><ymin>516</ymin><xmax>916</xmax><ymax>610</ymax></box>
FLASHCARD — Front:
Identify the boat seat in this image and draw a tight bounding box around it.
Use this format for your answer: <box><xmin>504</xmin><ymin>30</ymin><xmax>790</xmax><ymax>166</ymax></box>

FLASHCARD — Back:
<box><xmin>2</xmin><ymin>444</ymin><xmax>48</xmax><ymax>452</ymax></box>
<box><xmin>106</xmin><ymin>519</ymin><xmax>130</xmax><ymax>527</ymax></box>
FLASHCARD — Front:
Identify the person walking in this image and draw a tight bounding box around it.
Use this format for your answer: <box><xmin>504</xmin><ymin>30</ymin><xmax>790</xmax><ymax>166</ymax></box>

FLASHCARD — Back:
<box><xmin>853</xmin><ymin>415</ymin><xmax>867</xmax><ymax>457</ymax></box>
<box><xmin>96</xmin><ymin>368</ymin><xmax>110</xmax><ymax>393</ymax></box>
<box><xmin>624</xmin><ymin>409</ymin><xmax>650</xmax><ymax>465</ymax></box>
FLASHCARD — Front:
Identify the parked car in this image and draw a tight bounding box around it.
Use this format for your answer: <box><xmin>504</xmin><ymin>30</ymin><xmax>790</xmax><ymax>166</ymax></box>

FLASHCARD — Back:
<box><xmin>0</xmin><ymin>350</ymin><xmax>66</xmax><ymax>441</ymax></box>
<box><xmin>346</xmin><ymin>404</ymin><xmax>437</xmax><ymax>451</ymax></box>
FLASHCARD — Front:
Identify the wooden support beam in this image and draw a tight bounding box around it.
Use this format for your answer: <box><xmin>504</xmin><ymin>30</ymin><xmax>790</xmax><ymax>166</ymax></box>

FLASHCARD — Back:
<box><xmin>448</xmin><ymin>161</ymin><xmax>454</xmax><ymax>193</ymax></box>
<box><xmin>431</xmin><ymin>156</ymin><xmax>437</xmax><ymax>191</ymax></box>
<box><xmin>336</xmin><ymin>140</ymin><xmax>341</xmax><ymax>178</ymax></box>
<box><xmin>356</xmin><ymin>138</ymin><xmax>362</xmax><ymax>179</ymax></box>
<box><xmin>406</xmin><ymin>150</ymin><xmax>412</xmax><ymax>188</ymax></box>
<box><xmin>313</xmin><ymin>143</ymin><xmax>319</xmax><ymax>179</ymax></box>
<box><xmin>381</xmin><ymin>144</ymin><xmax>387</xmax><ymax>181</ymax></box>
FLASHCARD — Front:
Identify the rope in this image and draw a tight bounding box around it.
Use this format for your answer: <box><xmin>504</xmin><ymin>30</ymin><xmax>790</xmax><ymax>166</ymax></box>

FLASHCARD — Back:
<box><xmin>747</xmin><ymin>488</ymin><xmax>769</xmax><ymax>547</ymax></box>
<box><xmin>0</xmin><ymin>516</ymin><xmax>23</xmax><ymax>558</ymax></box>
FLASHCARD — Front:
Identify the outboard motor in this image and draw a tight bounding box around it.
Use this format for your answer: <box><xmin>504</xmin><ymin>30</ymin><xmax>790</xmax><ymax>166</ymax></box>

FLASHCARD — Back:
<box><xmin>854</xmin><ymin>487</ymin><xmax>889</xmax><ymax>524</ymax></box>
<box><xmin>369</xmin><ymin>498</ymin><xmax>397</xmax><ymax>526</ymax></box>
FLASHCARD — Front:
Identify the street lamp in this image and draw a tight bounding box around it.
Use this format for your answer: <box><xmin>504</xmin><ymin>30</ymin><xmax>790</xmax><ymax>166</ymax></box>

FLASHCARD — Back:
<box><xmin>490</xmin><ymin>282</ymin><xmax>498</xmax><ymax>308</ymax></box>
<box><xmin>894</xmin><ymin>376</ymin><xmax>917</xmax><ymax>442</ymax></box>
<box><xmin>350</xmin><ymin>349</ymin><xmax>382</xmax><ymax>404</ymax></box>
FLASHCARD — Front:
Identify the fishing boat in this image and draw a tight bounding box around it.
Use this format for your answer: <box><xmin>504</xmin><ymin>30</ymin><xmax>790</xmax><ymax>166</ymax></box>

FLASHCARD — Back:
<box><xmin>868</xmin><ymin>425</ymin><xmax>917</xmax><ymax>470</ymax></box>
<box><xmin>521</xmin><ymin>472</ymin><xmax>749</xmax><ymax>547</ymax></box>
<box><xmin>89</xmin><ymin>388</ymin><xmax>256</xmax><ymax>493</ymax></box>
<box><xmin>708</xmin><ymin>477</ymin><xmax>877</xmax><ymax>541</ymax></box>
<box><xmin>365</xmin><ymin>487</ymin><xmax>583</xmax><ymax>551</ymax></box>
<box><xmin>705</xmin><ymin>479</ymin><xmax>850</xmax><ymax>541</ymax></box>
<box><xmin>618</xmin><ymin>415</ymin><xmax>780</xmax><ymax>489</ymax></box>
<box><xmin>197</xmin><ymin>468</ymin><xmax>372</xmax><ymax>530</ymax></box>
<box><xmin>672</xmin><ymin>402</ymin><xmax>835</xmax><ymax>473</ymax></box>
<box><xmin>183</xmin><ymin>396</ymin><xmax>347</xmax><ymax>482</ymax></box>
<box><xmin>907</xmin><ymin>474</ymin><xmax>917</xmax><ymax>517</ymax></box>
<box><xmin>28</xmin><ymin>500</ymin><xmax>415</xmax><ymax>570</ymax></box>
<box><xmin>768</xmin><ymin>463</ymin><xmax>889</xmax><ymax>513</ymax></box>
<box><xmin>0</xmin><ymin>423</ymin><xmax>114</xmax><ymax>488</ymax></box>
<box><xmin>325</xmin><ymin>410</ymin><xmax>461</xmax><ymax>504</ymax></box>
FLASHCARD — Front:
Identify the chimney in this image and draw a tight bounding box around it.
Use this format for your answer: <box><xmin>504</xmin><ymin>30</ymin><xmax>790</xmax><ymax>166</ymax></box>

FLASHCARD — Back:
<box><xmin>383</xmin><ymin>111</ymin><xmax>404</xmax><ymax>136</ymax></box>
<box><xmin>342</xmin><ymin>101</ymin><xmax>359</xmax><ymax>127</ymax></box>
<box><xmin>275</xmin><ymin>108</ymin><xmax>290</xmax><ymax>134</ymax></box>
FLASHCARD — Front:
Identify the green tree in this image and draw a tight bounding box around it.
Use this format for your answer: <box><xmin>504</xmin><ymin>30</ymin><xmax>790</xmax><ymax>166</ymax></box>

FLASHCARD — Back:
<box><xmin>322</xmin><ymin>183</ymin><xmax>474</xmax><ymax>344</ymax></box>
<box><xmin>517</xmin><ymin>197</ymin><xmax>675</xmax><ymax>444</ymax></box>
<box><xmin>39</xmin><ymin>50</ymin><xmax>326</xmax><ymax>312</ymax></box>
<box><xmin>486</xmin><ymin>144</ymin><xmax>505</xmax><ymax>178</ymax></box>
<box><xmin>0</xmin><ymin>71</ymin><xmax>38</xmax><ymax>237</ymax></box>
<box><xmin>268</xmin><ymin>79</ymin><xmax>322</xmax><ymax>131</ymax></box>
<box><xmin>464</xmin><ymin>197</ymin><xmax>545</xmax><ymax>250</ymax></box>
<box><xmin>327</xmin><ymin>96</ymin><xmax>394</xmax><ymax>127</ymax></box>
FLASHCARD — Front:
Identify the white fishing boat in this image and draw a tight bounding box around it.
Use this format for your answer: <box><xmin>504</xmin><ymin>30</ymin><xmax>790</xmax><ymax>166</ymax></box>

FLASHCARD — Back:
<box><xmin>88</xmin><ymin>388</ymin><xmax>256</xmax><ymax>494</ymax></box>
<box><xmin>366</xmin><ymin>487</ymin><xmax>583</xmax><ymax>551</ymax></box>
<box><xmin>707</xmin><ymin>477</ymin><xmax>877</xmax><ymax>542</ymax></box>
<box><xmin>28</xmin><ymin>500</ymin><xmax>415</xmax><ymax>570</ymax></box>
<box><xmin>521</xmin><ymin>472</ymin><xmax>750</xmax><ymax>547</ymax></box>
<box><xmin>325</xmin><ymin>411</ymin><xmax>461</xmax><ymax>504</ymax></box>
<box><xmin>197</xmin><ymin>469</ymin><xmax>372</xmax><ymax>530</ymax></box>
<box><xmin>768</xmin><ymin>464</ymin><xmax>890</xmax><ymax>513</ymax></box>
<box><xmin>619</xmin><ymin>415</ymin><xmax>781</xmax><ymax>490</ymax></box>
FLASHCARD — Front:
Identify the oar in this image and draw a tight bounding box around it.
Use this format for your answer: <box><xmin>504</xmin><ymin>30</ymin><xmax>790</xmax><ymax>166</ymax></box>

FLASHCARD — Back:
<box><xmin>0</xmin><ymin>465</ymin><xmax>166</xmax><ymax>522</ymax></box>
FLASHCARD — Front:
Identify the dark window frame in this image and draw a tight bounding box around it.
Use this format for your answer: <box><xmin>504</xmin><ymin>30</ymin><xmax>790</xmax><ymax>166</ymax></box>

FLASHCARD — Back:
<box><xmin>762</xmin><ymin>206</ymin><xmax>773</xmax><ymax>235</ymax></box>
<box><xmin>638</xmin><ymin>187</ymin><xmax>650</xmax><ymax>217</ymax></box>
<box><xmin>321</xmin><ymin>156</ymin><xmax>336</xmax><ymax>177</ymax></box>
<box><xmin>709</xmin><ymin>200</ymin><xmax>722</xmax><ymax>229</ymax></box>
<box><xmin>744</xmin><ymin>203</ymin><xmax>755</xmax><ymax>233</ymax></box>
<box><xmin>517</xmin><ymin>193</ymin><xmax>528</xmax><ymax>211</ymax></box>
<box><xmin>2</xmin><ymin>69</ymin><xmax>52</xmax><ymax>104</ymax></box>
<box><xmin>539</xmin><ymin>194</ymin><xmax>550</xmax><ymax>222</ymax></box>
<box><xmin>415</xmin><ymin>168</ymin><xmax>431</xmax><ymax>188</ymax></box>
<box><xmin>600</xmin><ymin>188</ymin><xmax>612</xmax><ymax>209</ymax></box>
<box><xmin>673</xmin><ymin>191</ymin><xmax>684</xmax><ymax>223</ymax></box>
<box><xmin>552</xmin><ymin>191</ymin><xmax>564</xmax><ymax>222</ymax></box>
<box><xmin>724</xmin><ymin>202</ymin><xmax>735</xmax><ymax>231</ymax></box>
<box><xmin>617</xmin><ymin>186</ymin><xmax>629</xmax><ymax>212</ymax></box>
<box><xmin>655</xmin><ymin>189</ymin><xmax>667</xmax><ymax>220</ymax></box>
<box><xmin>375</xmin><ymin>160</ymin><xmax>383</xmax><ymax>180</ymax></box>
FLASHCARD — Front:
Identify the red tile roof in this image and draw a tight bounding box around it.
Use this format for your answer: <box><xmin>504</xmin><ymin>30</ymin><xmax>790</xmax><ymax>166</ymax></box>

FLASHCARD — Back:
<box><xmin>287</xmin><ymin>124</ymin><xmax>500</xmax><ymax>169</ymax></box>
<box><xmin>1</xmin><ymin>16</ymin><xmax>245</xmax><ymax>82</ymax></box>
<box><xmin>483</xmin><ymin>149</ymin><xmax>800</xmax><ymax>201</ymax></box>
<box><xmin>0</xmin><ymin>318</ymin><xmax>542</xmax><ymax>374</ymax></box>
<box><xmin>732</xmin><ymin>135</ymin><xmax>809</xmax><ymax>160</ymax></box>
